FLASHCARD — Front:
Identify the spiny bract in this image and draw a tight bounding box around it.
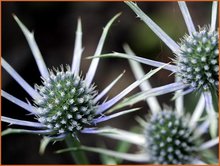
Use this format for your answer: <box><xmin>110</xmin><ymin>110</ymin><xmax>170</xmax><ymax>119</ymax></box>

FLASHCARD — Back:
<box><xmin>35</xmin><ymin>65</ymin><xmax>97</xmax><ymax>136</ymax></box>
<box><xmin>177</xmin><ymin>27</ymin><xmax>219</xmax><ymax>91</ymax></box>
<box><xmin>145</xmin><ymin>110</ymin><xmax>198</xmax><ymax>164</ymax></box>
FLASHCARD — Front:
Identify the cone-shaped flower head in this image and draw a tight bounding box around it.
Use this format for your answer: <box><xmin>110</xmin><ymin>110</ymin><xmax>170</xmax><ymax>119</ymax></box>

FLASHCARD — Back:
<box><xmin>145</xmin><ymin>110</ymin><xmax>197</xmax><ymax>164</ymax></box>
<box><xmin>123</xmin><ymin>1</ymin><xmax>219</xmax><ymax>95</ymax></box>
<box><xmin>99</xmin><ymin>1</ymin><xmax>218</xmax><ymax>137</ymax></box>
<box><xmin>177</xmin><ymin>27</ymin><xmax>218</xmax><ymax>90</ymax></box>
<box><xmin>35</xmin><ymin>66</ymin><xmax>98</xmax><ymax>135</ymax></box>
<box><xmin>2</xmin><ymin>13</ymin><xmax>161</xmax><ymax>140</ymax></box>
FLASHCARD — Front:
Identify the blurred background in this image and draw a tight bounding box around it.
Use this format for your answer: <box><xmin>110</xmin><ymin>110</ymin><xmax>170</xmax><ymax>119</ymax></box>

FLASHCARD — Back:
<box><xmin>2</xmin><ymin>1</ymin><xmax>216</xmax><ymax>164</ymax></box>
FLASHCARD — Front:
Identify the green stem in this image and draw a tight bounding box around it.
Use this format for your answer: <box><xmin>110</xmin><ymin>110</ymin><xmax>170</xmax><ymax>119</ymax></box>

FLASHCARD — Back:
<box><xmin>65</xmin><ymin>134</ymin><xmax>89</xmax><ymax>164</ymax></box>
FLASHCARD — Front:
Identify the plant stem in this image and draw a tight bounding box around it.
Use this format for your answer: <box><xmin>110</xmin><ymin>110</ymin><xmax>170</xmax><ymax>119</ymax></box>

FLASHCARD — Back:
<box><xmin>65</xmin><ymin>134</ymin><xmax>89</xmax><ymax>164</ymax></box>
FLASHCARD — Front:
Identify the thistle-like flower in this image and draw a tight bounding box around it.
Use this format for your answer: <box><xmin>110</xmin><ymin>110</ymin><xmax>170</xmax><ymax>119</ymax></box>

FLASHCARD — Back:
<box><xmin>2</xmin><ymin>14</ymin><xmax>160</xmax><ymax>141</ymax></box>
<box><xmin>98</xmin><ymin>1</ymin><xmax>219</xmax><ymax>137</ymax></box>
<box><xmin>71</xmin><ymin>47</ymin><xmax>219</xmax><ymax>164</ymax></box>
<box><xmin>145</xmin><ymin>110</ymin><xmax>198</xmax><ymax>164</ymax></box>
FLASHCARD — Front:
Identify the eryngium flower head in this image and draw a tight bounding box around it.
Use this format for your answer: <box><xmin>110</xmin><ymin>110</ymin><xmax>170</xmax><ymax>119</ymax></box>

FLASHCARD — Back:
<box><xmin>2</xmin><ymin>13</ymin><xmax>155</xmax><ymax>140</ymax></box>
<box><xmin>124</xmin><ymin>1</ymin><xmax>219</xmax><ymax>93</ymax></box>
<box><xmin>101</xmin><ymin>1</ymin><xmax>219</xmax><ymax>137</ymax></box>
<box><xmin>177</xmin><ymin>27</ymin><xmax>219</xmax><ymax>90</ymax></box>
<box><xmin>35</xmin><ymin>66</ymin><xmax>97</xmax><ymax>134</ymax></box>
<box><xmin>146</xmin><ymin>110</ymin><xmax>197</xmax><ymax>164</ymax></box>
<box><xmin>86</xmin><ymin>106</ymin><xmax>219</xmax><ymax>164</ymax></box>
